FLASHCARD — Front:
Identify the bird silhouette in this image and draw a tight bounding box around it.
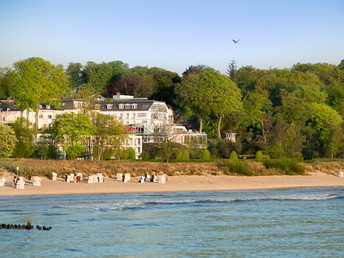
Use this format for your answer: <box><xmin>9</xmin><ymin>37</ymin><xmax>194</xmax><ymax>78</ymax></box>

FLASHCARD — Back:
<box><xmin>233</xmin><ymin>39</ymin><xmax>240</xmax><ymax>44</ymax></box>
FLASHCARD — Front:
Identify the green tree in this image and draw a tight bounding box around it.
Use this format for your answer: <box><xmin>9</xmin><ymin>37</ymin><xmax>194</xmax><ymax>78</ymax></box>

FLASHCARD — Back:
<box><xmin>11</xmin><ymin>57</ymin><xmax>69</xmax><ymax>129</ymax></box>
<box><xmin>92</xmin><ymin>112</ymin><xmax>128</xmax><ymax>160</ymax></box>
<box><xmin>0</xmin><ymin>124</ymin><xmax>18</xmax><ymax>158</ymax></box>
<box><xmin>66</xmin><ymin>62</ymin><xmax>85</xmax><ymax>92</ymax></box>
<box><xmin>307</xmin><ymin>103</ymin><xmax>343</xmax><ymax>156</ymax></box>
<box><xmin>52</xmin><ymin>112</ymin><xmax>95</xmax><ymax>157</ymax></box>
<box><xmin>11</xmin><ymin>117</ymin><xmax>36</xmax><ymax>158</ymax></box>
<box><xmin>0</xmin><ymin>68</ymin><xmax>14</xmax><ymax>99</ymax></box>
<box><xmin>198</xmin><ymin>68</ymin><xmax>242</xmax><ymax>138</ymax></box>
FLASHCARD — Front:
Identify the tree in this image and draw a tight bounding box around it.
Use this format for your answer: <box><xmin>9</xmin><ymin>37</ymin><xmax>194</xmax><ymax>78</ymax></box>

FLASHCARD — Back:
<box><xmin>176</xmin><ymin>73</ymin><xmax>205</xmax><ymax>131</ymax></box>
<box><xmin>52</xmin><ymin>113</ymin><xmax>95</xmax><ymax>158</ymax></box>
<box><xmin>11</xmin><ymin>117</ymin><xmax>36</xmax><ymax>158</ymax></box>
<box><xmin>226</xmin><ymin>60</ymin><xmax>237</xmax><ymax>79</ymax></box>
<box><xmin>66</xmin><ymin>62</ymin><xmax>85</xmax><ymax>92</ymax></box>
<box><xmin>74</xmin><ymin>85</ymin><xmax>100</xmax><ymax>114</ymax></box>
<box><xmin>92</xmin><ymin>112</ymin><xmax>128</xmax><ymax>160</ymax></box>
<box><xmin>338</xmin><ymin>59</ymin><xmax>344</xmax><ymax>70</ymax></box>
<box><xmin>198</xmin><ymin>68</ymin><xmax>242</xmax><ymax>139</ymax></box>
<box><xmin>11</xmin><ymin>57</ymin><xmax>69</xmax><ymax>130</ymax></box>
<box><xmin>0</xmin><ymin>124</ymin><xmax>18</xmax><ymax>158</ymax></box>
<box><xmin>307</xmin><ymin>103</ymin><xmax>343</xmax><ymax>156</ymax></box>
<box><xmin>107</xmin><ymin>76</ymin><xmax>144</xmax><ymax>96</ymax></box>
<box><xmin>0</xmin><ymin>68</ymin><xmax>14</xmax><ymax>99</ymax></box>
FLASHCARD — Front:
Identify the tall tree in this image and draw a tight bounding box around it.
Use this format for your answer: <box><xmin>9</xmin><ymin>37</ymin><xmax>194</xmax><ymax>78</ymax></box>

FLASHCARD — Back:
<box><xmin>0</xmin><ymin>124</ymin><xmax>18</xmax><ymax>158</ymax></box>
<box><xmin>11</xmin><ymin>57</ymin><xmax>69</xmax><ymax>130</ymax></box>
<box><xmin>92</xmin><ymin>112</ymin><xmax>128</xmax><ymax>160</ymax></box>
<box><xmin>52</xmin><ymin>113</ymin><xmax>95</xmax><ymax>158</ymax></box>
<box><xmin>0</xmin><ymin>68</ymin><xmax>14</xmax><ymax>99</ymax></box>
<box><xmin>198</xmin><ymin>68</ymin><xmax>242</xmax><ymax>139</ymax></box>
<box><xmin>10</xmin><ymin>117</ymin><xmax>37</xmax><ymax>158</ymax></box>
<box><xmin>66</xmin><ymin>62</ymin><xmax>85</xmax><ymax>92</ymax></box>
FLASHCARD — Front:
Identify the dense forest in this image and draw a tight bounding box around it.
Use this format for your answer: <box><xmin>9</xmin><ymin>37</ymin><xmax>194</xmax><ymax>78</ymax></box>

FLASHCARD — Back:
<box><xmin>1</xmin><ymin>58</ymin><xmax>344</xmax><ymax>160</ymax></box>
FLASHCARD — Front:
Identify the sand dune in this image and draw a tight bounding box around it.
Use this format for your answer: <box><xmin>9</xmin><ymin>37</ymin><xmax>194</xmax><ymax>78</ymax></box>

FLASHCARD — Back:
<box><xmin>1</xmin><ymin>171</ymin><xmax>344</xmax><ymax>196</ymax></box>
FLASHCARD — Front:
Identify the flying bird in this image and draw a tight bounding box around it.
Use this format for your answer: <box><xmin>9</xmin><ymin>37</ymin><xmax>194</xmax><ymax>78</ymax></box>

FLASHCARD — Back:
<box><xmin>233</xmin><ymin>39</ymin><xmax>240</xmax><ymax>44</ymax></box>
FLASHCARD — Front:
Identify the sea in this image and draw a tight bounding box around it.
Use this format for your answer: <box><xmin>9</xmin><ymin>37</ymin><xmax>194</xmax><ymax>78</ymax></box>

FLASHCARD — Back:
<box><xmin>0</xmin><ymin>187</ymin><xmax>343</xmax><ymax>257</ymax></box>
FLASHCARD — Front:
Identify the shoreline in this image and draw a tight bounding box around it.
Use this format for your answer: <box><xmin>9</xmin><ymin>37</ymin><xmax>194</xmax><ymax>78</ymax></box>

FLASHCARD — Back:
<box><xmin>1</xmin><ymin>172</ymin><xmax>344</xmax><ymax>196</ymax></box>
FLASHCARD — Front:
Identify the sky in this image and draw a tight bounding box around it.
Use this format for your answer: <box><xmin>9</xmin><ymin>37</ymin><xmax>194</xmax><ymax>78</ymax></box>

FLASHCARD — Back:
<box><xmin>1</xmin><ymin>0</ymin><xmax>343</xmax><ymax>75</ymax></box>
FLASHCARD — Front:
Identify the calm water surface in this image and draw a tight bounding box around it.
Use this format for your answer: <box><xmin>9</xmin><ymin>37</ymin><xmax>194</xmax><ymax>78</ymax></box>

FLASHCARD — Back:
<box><xmin>0</xmin><ymin>187</ymin><xmax>343</xmax><ymax>257</ymax></box>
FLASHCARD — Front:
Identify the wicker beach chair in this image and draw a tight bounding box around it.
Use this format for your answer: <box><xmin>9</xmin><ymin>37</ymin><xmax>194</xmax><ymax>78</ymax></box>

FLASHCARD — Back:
<box><xmin>0</xmin><ymin>178</ymin><xmax>6</xmax><ymax>186</ymax></box>
<box><xmin>16</xmin><ymin>177</ymin><xmax>25</xmax><ymax>189</ymax></box>
<box><xmin>32</xmin><ymin>176</ymin><xmax>41</xmax><ymax>186</ymax></box>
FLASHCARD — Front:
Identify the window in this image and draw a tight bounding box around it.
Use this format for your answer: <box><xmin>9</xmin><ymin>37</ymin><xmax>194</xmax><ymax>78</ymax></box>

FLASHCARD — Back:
<box><xmin>137</xmin><ymin>113</ymin><xmax>146</xmax><ymax>117</ymax></box>
<box><xmin>132</xmin><ymin>104</ymin><xmax>137</xmax><ymax>109</ymax></box>
<box><xmin>46</xmin><ymin>105</ymin><xmax>51</xmax><ymax>109</ymax></box>
<box><xmin>107</xmin><ymin>104</ymin><xmax>113</xmax><ymax>109</ymax></box>
<box><xmin>125</xmin><ymin>104</ymin><xmax>131</xmax><ymax>109</ymax></box>
<box><xmin>118</xmin><ymin>104</ymin><xmax>124</xmax><ymax>109</ymax></box>
<box><xmin>48</xmin><ymin>115</ymin><xmax>52</xmax><ymax>119</ymax></box>
<box><xmin>141</xmin><ymin>104</ymin><xmax>150</xmax><ymax>109</ymax></box>
<box><xmin>39</xmin><ymin>115</ymin><xmax>43</xmax><ymax>118</ymax></box>
<box><xmin>126</xmin><ymin>113</ymin><xmax>129</xmax><ymax>117</ymax></box>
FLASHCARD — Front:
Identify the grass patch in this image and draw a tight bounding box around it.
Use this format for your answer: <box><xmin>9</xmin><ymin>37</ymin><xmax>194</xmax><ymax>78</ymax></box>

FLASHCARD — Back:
<box><xmin>225</xmin><ymin>160</ymin><xmax>254</xmax><ymax>176</ymax></box>
<box><xmin>263</xmin><ymin>158</ymin><xmax>305</xmax><ymax>175</ymax></box>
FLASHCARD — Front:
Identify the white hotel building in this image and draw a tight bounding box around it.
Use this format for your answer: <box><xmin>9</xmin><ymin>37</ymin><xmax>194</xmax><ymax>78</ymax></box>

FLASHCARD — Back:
<box><xmin>0</xmin><ymin>94</ymin><xmax>207</xmax><ymax>158</ymax></box>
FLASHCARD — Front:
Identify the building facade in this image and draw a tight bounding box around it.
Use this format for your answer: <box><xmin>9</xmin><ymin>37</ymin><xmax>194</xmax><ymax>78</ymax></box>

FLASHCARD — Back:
<box><xmin>0</xmin><ymin>95</ymin><xmax>207</xmax><ymax>158</ymax></box>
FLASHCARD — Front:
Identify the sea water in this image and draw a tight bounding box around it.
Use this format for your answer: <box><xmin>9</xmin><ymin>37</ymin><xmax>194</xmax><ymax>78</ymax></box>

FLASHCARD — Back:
<box><xmin>0</xmin><ymin>187</ymin><xmax>343</xmax><ymax>257</ymax></box>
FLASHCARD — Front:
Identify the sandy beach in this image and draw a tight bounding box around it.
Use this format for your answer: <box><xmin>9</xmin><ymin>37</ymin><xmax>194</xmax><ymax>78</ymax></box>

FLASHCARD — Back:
<box><xmin>0</xmin><ymin>171</ymin><xmax>344</xmax><ymax>196</ymax></box>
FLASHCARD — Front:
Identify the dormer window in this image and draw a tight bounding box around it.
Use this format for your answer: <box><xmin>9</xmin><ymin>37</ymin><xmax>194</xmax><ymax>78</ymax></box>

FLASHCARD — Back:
<box><xmin>125</xmin><ymin>104</ymin><xmax>131</xmax><ymax>109</ymax></box>
<box><xmin>132</xmin><ymin>104</ymin><xmax>137</xmax><ymax>109</ymax></box>
<box><xmin>46</xmin><ymin>105</ymin><xmax>51</xmax><ymax>109</ymax></box>
<box><xmin>39</xmin><ymin>105</ymin><xmax>43</xmax><ymax>109</ymax></box>
<box><xmin>107</xmin><ymin>104</ymin><xmax>113</xmax><ymax>109</ymax></box>
<box><xmin>118</xmin><ymin>104</ymin><xmax>124</xmax><ymax>109</ymax></box>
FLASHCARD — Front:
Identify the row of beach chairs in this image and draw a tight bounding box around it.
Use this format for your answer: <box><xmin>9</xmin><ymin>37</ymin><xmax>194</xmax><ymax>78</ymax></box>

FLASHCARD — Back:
<box><xmin>88</xmin><ymin>173</ymin><xmax>104</xmax><ymax>183</ymax></box>
<box><xmin>0</xmin><ymin>177</ymin><xmax>41</xmax><ymax>189</ymax></box>
<box><xmin>114</xmin><ymin>173</ymin><xmax>166</xmax><ymax>184</ymax></box>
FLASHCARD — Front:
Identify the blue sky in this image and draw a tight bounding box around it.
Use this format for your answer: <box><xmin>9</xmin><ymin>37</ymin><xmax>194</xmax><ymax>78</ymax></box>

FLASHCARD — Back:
<box><xmin>1</xmin><ymin>0</ymin><xmax>343</xmax><ymax>75</ymax></box>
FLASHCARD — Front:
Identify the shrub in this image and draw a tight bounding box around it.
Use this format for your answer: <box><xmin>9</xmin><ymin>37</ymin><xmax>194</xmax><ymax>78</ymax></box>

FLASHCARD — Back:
<box><xmin>202</xmin><ymin>149</ymin><xmax>211</xmax><ymax>161</ymax></box>
<box><xmin>264</xmin><ymin>158</ymin><xmax>305</xmax><ymax>175</ymax></box>
<box><xmin>140</xmin><ymin>151</ymin><xmax>150</xmax><ymax>161</ymax></box>
<box><xmin>176</xmin><ymin>150</ymin><xmax>182</xmax><ymax>161</ymax></box>
<box><xmin>181</xmin><ymin>150</ymin><xmax>190</xmax><ymax>162</ymax></box>
<box><xmin>66</xmin><ymin>144</ymin><xmax>85</xmax><ymax>160</ymax></box>
<box><xmin>230</xmin><ymin>151</ymin><xmax>238</xmax><ymax>161</ymax></box>
<box><xmin>255</xmin><ymin>151</ymin><xmax>263</xmax><ymax>161</ymax></box>
<box><xmin>225</xmin><ymin>160</ymin><xmax>253</xmax><ymax>176</ymax></box>
<box><xmin>127</xmin><ymin>148</ymin><xmax>136</xmax><ymax>160</ymax></box>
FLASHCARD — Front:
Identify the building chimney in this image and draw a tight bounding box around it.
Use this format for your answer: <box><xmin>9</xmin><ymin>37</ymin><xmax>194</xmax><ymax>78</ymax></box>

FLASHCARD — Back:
<box><xmin>116</xmin><ymin>92</ymin><xmax>120</xmax><ymax>99</ymax></box>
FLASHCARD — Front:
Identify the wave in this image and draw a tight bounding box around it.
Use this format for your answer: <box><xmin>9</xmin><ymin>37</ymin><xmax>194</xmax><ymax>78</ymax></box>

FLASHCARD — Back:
<box><xmin>50</xmin><ymin>192</ymin><xmax>342</xmax><ymax>211</ymax></box>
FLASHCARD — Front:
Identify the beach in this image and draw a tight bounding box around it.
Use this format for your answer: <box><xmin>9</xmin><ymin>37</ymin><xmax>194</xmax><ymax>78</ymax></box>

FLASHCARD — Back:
<box><xmin>1</xmin><ymin>171</ymin><xmax>344</xmax><ymax>196</ymax></box>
